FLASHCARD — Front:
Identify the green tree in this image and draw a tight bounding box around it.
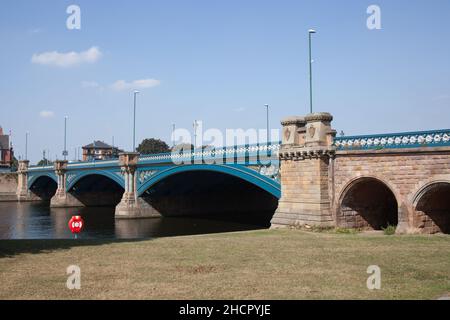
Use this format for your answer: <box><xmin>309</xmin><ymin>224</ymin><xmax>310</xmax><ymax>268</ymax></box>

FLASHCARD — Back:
<box><xmin>137</xmin><ymin>138</ymin><xmax>170</xmax><ymax>154</ymax></box>
<box><xmin>171</xmin><ymin>143</ymin><xmax>194</xmax><ymax>153</ymax></box>
<box><xmin>37</xmin><ymin>159</ymin><xmax>53</xmax><ymax>166</ymax></box>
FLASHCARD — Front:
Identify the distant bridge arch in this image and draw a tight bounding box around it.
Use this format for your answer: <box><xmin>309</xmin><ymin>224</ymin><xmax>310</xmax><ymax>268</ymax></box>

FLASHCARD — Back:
<box><xmin>66</xmin><ymin>170</ymin><xmax>124</xmax><ymax>191</ymax></box>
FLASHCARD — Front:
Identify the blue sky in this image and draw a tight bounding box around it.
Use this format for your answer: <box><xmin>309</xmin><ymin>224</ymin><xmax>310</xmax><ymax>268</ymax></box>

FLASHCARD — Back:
<box><xmin>0</xmin><ymin>0</ymin><xmax>449</xmax><ymax>163</ymax></box>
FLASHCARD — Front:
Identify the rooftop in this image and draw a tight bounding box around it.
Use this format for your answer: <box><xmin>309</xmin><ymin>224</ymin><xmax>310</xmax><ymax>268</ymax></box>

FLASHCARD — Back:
<box><xmin>83</xmin><ymin>141</ymin><xmax>117</xmax><ymax>149</ymax></box>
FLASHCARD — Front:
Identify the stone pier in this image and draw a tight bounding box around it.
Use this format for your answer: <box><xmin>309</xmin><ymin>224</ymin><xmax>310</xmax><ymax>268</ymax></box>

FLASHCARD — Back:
<box><xmin>50</xmin><ymin>160</ymin><xmax>84</xmax><ymax>207</ymax></box>
<box><xmin>271</xmin><ymin>112</ymin><xmax>336</xmax><ymax>228</ymax></box>
<box><xmin>16</xmin><ymin>160</ymin><xmax>30</xmax><ymax>201</ymax></box>
<box><xmin>114</xmin><ymin>152</ymin><xmax>161</xmax><ymax>219</ymax></box>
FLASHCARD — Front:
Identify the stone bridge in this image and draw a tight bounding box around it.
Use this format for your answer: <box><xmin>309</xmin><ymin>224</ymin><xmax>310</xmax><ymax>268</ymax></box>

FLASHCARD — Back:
<box><xmin>16</xmin><ymin>113</ymin><xmax>450</xmax><ymax>234</ymax></box>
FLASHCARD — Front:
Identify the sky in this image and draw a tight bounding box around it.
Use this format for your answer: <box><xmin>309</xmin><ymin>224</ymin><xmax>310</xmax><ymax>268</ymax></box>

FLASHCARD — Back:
<box><xmin>0</xmin><ymin>0</ymin><xmax>449</xmax><ymax>163</ymax></box>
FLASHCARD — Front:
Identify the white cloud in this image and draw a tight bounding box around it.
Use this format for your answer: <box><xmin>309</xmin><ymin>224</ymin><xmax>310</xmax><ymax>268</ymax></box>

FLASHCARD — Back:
<box><xmin>233</xmin><ymin>107</ymin><xmax>246</xmax><ymax>112</ymax></box>
<box><xmin>111</xmin><ymin>79</ymin><xmax>161</xmax><ymax>91</ymax></box>
<box><xmin>81</xmin><ymin>81</ymin><xmax>100</xmax><ymax>88</ymax></box>
<box><xmin>31</xmin><ymin>46</ymin><xmax>102</xmax><ymax>68</ymax></box>
<box><xmin>39</xmin><ymin>110</ymin><xmax>55</xmax><ymax>118</ymax></box>
<box><xmin>28</xmin><ymin>28</ymin><xmax>43</xmax><ymax>34</ymax></box>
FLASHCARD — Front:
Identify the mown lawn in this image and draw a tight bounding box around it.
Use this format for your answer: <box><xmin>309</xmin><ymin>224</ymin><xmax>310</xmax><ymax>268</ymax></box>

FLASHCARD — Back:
<box><xmin>0</xmin><ymin>229</ymin><xmax>449</xmax><ymax>299</ymax></box>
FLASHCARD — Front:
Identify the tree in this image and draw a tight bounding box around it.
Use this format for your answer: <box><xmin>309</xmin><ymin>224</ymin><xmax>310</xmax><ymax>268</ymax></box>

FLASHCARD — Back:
<box><xmin>171</xmin><ymin>143</ymin><xmax>194</xmax><ymax>153</ymax></box>
<box><xmin>137</xmin><ymin>138</ymin><xmax>170</xmax><ymax>154</ymax></box>
<box><xmin>37</xmin><ymin>159</ymin><xmax>53</xmax><ymax>166</ymax></box>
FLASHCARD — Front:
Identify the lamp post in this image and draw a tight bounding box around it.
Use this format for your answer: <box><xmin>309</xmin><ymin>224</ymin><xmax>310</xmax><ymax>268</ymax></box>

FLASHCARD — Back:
<box><xmin>193</xmin><ymin>120</ymin><xmax>199</xmax><ymax>148</ymax></box>
<box><xmin>63</xmin><ymin>116</ymin><xmax>68</xmax><ymax>160</ymax></box>
<box><xmin>25</xmin><ymin>132</ymin><xmax>29</xmax><ymax>160</ymax></box>
<box><xmin>172</xmin><ymin>123</ymin><xmax>176</xmax><ymax>147</ymax></box>
<box><xmin>133</xmin><ymin>90</ymin><xmax>139</xmax><ymax>152</ymax></box>
<box><xmin>264</xmin><ymin>104</ymin><xmax>269</xmax><ymax>143</ymax></box>
<box><xmin>308</xmin><ymin>28</ymin><xmax>316</xmax><ymax>114</ymax></box>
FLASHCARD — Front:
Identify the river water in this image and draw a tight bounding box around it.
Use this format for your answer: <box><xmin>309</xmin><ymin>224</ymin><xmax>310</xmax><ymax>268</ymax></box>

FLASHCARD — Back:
<box><xmin>0</xmin><ymin>202</ymin><xmax>268</xmax><ymax>239</ymax></box>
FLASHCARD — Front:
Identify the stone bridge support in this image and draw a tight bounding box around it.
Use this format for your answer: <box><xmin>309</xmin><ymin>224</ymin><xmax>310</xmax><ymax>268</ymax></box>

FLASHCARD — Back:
<box><xmin>50</xmin><ymin>160</ymin><xmax>84</xmax><ymax>207</ymax></box>
<box><xmin>16</xmin><ymin>160</ymin><xmax>30</xmax><ymax>201</ymax></box>
<box><xmin>271</xmin><ymin>112</ymin><xmax>336</xmax><ymax>228</ymax></box>
<box><xmin>115</xmin><ymin>152</ymin><xmax>161</xmax><ymax>219</ymax></box>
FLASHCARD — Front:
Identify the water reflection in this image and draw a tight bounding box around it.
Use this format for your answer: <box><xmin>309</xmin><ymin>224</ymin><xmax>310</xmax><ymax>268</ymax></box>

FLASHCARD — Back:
<box><xmin>0</xmin><ymin>202</ymin><xmax>267</xmax><ymax>239</ymax></box>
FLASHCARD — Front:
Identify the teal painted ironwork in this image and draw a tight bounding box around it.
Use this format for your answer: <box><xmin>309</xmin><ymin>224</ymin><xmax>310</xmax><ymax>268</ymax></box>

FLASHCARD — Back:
<box><xmin>26</xmin><ymin>142</ymin><xmax>282</xmax><ymax>198</ymax></box>
<box><xmin>334</xmin><ymin>129</ymin><xmax>450</xmax><ymax>150</ymax></box>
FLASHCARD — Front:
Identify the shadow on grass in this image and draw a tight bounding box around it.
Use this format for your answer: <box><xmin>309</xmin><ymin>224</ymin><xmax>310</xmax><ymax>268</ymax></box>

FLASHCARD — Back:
<box><xmin>0</xmin><ymin>238</ymin><xmax>152</xmax><ymax>259</ymax></box>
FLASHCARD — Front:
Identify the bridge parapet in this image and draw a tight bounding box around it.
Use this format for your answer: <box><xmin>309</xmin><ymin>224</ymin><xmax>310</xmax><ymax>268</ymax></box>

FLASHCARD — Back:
<box><xmin>334</xmin><ymin>129</ymin><xmax>450</xmax><ymax>151</ymax></box>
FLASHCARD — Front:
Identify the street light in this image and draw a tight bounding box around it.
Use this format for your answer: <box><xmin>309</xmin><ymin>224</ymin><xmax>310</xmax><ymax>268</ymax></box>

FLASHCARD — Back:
<box><xmin>25</xmin><ymin>132</ymin><xmax>29</xmax><ymax>160</ymax></box>
<box><xmin>264</xmin><ymin>104</ymin><xmax>269</xmax><ymax>144</ymax></box>
<box><xmin>308</xmin><ymin>28</ymin><xmax>316</xmax><ymax>114</ymax></box>
<box><xmin>172</xmin><ymin>123</ymin><xmax>176</xmax><ymax>147</ymax></box>
<box><xmin>63</xmin><ymin>116</ymin><xmax>68</xmax><ymax>160</ymax></box>
<box><xmin>193</xmin><ymin>120</ymin><xmax>199</xmax><ymax>148</ymax></box>
<box><xmin>133</xmin><ymin>90</ymin><xmax>139</xmax><ymax>152</ymax></box>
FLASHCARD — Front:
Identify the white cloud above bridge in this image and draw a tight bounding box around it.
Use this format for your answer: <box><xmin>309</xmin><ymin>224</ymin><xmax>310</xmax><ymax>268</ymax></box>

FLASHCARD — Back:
<box><xmin>31</xmin><ymin>46</ymin><xmax>102</xmax><ymax>68</ymax></box>
<box><xmin>39</xmin><ymin>110</ymin><xmax>55</xmax><ymax>118</ymax></box>
<box><xmin>111</xmin><ymin>79</ymin><xmax>161</xmax><ymax>91</ymax></box>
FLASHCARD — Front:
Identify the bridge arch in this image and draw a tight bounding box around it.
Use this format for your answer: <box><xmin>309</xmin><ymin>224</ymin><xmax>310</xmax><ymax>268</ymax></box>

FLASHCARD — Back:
<box><xmin>137</xmin><ymin>164</ymin><xmax>281</xmax><ymax>198</ymax></box>
<box><xmin>28</xmin><ymin>174</ymin><xmax>58</xmax><ymax>200</ymax></box>
<box><xmin>67</xmin><ymin>171</ymin><xmax>125</xmax><ymax>207</ymax></box>
<box><xmin>412</xmin><ymin>179</ymin><xmax>450</xmax><ymax>234</ymax></box>
<box><xmin>28</xmin><ymin>173</ymin><xmax>57</xmax><ymax>189</ymax></box>
<box><xmin>66</xmin><ymin>170</ymin><xmax>124</xmax><ymax>191</ymax></box>
<box><xmin>337</xmin><ymin>175</ymin><xmax>399</xmax><ymax>230</ymax></box>
<box><xmin>136</xmin><ymin>164</ymin><xmax>280</xmax><ymax>225</ymax></box>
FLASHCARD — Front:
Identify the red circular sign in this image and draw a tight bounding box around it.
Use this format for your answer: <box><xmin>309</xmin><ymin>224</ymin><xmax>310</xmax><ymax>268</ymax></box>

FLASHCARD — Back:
<box><xmin>68</xmin><ymin>215</ymin><xmax>84</xmax><ymax>234</ymax></box>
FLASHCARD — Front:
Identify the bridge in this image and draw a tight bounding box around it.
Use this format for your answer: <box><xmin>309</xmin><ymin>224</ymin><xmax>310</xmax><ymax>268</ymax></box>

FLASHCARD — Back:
<box><xmin>16</xmin><ymin>112</ymin><xmax>450</xmax><ymax>234</ymax></box>
<box><xmin>17</xmin><ymin>143</ymin><xmax>281</xmax><ymax>220</ymax></box>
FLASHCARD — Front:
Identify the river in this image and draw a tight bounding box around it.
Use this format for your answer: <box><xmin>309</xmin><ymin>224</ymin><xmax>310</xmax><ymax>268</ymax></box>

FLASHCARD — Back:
<box><xmin>0</xmin><ymin>202</ymin><xmax>268</xmax><ymax>239</ymax></box>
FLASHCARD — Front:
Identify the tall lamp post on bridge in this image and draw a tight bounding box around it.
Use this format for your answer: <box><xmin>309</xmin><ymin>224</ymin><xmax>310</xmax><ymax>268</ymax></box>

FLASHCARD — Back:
<box><xmin>308</xmin><ymin>28</ymin><xmax>316</xmax><ymax>114</ymax></box>
<box><xmin>193</xmin><ymin>120</ymin><xmax>199</xmax><ymax>148</ymax></box>
<box><xmin>264</xmin><ymin>104</ymin><xmax>269</xmax><ymax>144</ymax></box>
<box><xmin>133</xmin><ymin>90</ymin><xmax>139</xmax><ymax>152</ymax></box>
<box><xmin>63</xmin><ymin>116</ymin><xmax>68</xmax><ymax>160</ymax></box>
<box><xmin>172</xmin><ymin>123</ymin><xmax>176</xmax><ymax>147</ymax></box>
<box><xmin>25</xmin><ymin>132</ymin><xmax>29</xmax><ymax>160</ymax></box>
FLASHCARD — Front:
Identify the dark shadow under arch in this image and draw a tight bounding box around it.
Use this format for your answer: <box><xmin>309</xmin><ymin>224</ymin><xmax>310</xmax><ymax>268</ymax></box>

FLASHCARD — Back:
<box><xmin>69</xmin><ymin>174</ymin><xmax>124</xmax><ymax>207</ymax></box>
<box><xmin>339</xmin><ymin>177</ymin><xmax>398</xmax><ymax>230</ymax></box>
<box><xmin>415</xmin><ymin>182</ymin><xmax>450</xmax><ymax>234</ymax></box>
<box><xmin>29</xmin><ymin>176</ymin><xmax>57</xmax><ymax>201</ymax></box>
<box><xmin>141</xmin><ymin>170</ymin><xmax>279</xmax><ymax>227</ymax></box>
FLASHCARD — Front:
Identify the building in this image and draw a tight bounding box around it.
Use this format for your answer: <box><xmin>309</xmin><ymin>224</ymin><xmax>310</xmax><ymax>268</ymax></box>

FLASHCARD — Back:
<box><xmin>0</xmin><ymin>126</ymin><xmax>13</xmax><ymax>171</ymax></box>
<box><xmin>82</xmin><ymin>141</ymin><xmax>122</xmax><ymax>161</ymax></box>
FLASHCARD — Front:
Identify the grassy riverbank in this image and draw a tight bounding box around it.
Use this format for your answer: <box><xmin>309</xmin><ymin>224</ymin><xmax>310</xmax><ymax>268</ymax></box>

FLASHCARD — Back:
<box><xmin>0</xmin><ymin>229</ymin><xmax>449</xmax><ymax>299</ymax></box>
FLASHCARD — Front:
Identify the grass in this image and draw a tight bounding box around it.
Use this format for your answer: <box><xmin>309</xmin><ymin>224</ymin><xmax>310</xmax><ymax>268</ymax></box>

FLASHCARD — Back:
<box><xmin>382</xmin><ymin>225</ymin><xmax>397</xmax><ymax>235</ymax></box>
<box><xmin>0</xmin><ymin>229</ymin><xmax>449</xmax><ymax>300</ymax></box>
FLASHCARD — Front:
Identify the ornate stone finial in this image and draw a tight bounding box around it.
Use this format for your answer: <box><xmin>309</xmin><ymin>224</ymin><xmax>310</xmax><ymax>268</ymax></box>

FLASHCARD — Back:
<box><xmin>280</xmin><ymin>116</ymin><xmax>306</xmax><ymax>146</ymax></box>
<box><xmin>54</xmin><ymin>160</ymin><xmax>68</xmax><ymax>175</ymax></box>
<box><xmin>304</xmin><ymin>112</ymin><xmax>333</xmax><ymax>123</ymax></box>
<box><xmin>118</xmin><ymin>152</ymin><xmax>139</xmax><ymax>167</ymax></box>
<box><xmin>304</xmin><ymin>112</ymin><xmax>335</xmax><ymax>147</ymax></box>
<box><xmin>18</xmin><ymin>160</ymin><xmax>29</xmax><ymax>172</ymax></box>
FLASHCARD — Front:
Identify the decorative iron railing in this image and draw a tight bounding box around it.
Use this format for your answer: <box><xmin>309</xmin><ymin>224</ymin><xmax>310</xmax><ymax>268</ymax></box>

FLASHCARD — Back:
<box><xmin>139</xmin><ymin>142</ymin><xmax>281</xmax><ymax>163</ymax></box>
<box><xmin>28</xmin><ymin>142</ymin><xmax>281</xmax><ymax>169</ymax></box>
<box><xmin>334</xmin><ymin>129</ymin><xmax>450</xmax><ymax>150</ymax></box>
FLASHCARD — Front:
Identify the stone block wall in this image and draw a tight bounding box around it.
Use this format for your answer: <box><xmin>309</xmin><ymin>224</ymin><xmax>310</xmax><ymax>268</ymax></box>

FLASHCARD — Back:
<box><xmin>332</xmin><ymin>147</ymin><xmax>450</xmax><ymax>233</ymax></box>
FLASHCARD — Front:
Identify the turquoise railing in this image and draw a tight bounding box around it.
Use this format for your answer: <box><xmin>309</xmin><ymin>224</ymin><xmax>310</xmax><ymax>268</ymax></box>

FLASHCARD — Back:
<box><xmin>334</xmin><ymin>129</ymin><xmax>450</xmax><ymax>150</ymax></box>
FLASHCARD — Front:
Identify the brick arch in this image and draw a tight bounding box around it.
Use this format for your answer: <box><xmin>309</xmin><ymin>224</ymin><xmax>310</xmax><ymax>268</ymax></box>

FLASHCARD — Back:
<box><xmin>411</xmin><ymin>175</ymin><xmax>450</xmax><ymax>207</ymax></box>
<box><xmin>411</xmin><ymin>178</ymin><xmax>450</xmax><ymax>234</ymax></box>
<box><xmin>337</xmin><ymin>174</ymin><xmax>402</xmax><ymax>207</ymax></box>
<box><xmin>336</xmin><ymin>175</ymin><xmax>400</xmax><ymax>230</ymax></box>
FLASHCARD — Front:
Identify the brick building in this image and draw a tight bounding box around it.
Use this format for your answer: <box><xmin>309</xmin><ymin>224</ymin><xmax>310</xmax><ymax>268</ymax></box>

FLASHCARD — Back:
<box><xmin>0</xmin><ymin>126</ymin><xmax>13</xmax><ymax>171</ymax></box>
<box><xmin>82</xmin><ymin>141</ymin><xmax>122</xmax><ymax>161</ymax></box>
